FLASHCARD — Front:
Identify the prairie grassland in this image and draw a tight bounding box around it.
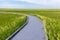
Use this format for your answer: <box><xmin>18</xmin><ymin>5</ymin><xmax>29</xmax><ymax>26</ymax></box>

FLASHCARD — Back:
<box><xmin>35</xmin><ymin>10</ymin><xmax>60</xmax><ymax>40</ymax></box>
<box><xmin>16</xmin><ymin>10</ymin><xmax>60</xmax><ymax>40</ymax></box>
<box><xmin>0</xmin><ymin>9</ymin><xmax>60</xmax><ymax>40</ymax></box>
<box><xmin>0</xmin><ymin>13</ymin><xmax>27</xmax><ymax>40</ymax></box>
<box><xmin>36</xmin><ymin>15</ymin><xmax>60</xmax><ymax>40</ymax></box>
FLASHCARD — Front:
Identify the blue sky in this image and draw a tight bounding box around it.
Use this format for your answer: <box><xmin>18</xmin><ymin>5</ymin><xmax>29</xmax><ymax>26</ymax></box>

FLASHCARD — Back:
<box><xmin>0</xmin><ymin>0</ymin><xmax>60</xmax><ymax>8</ymax></box>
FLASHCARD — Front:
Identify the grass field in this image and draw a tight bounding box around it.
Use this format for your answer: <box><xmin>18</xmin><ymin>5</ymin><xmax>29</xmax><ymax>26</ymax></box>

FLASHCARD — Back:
<box><xmin>8</xmin><ymin>9</ymin><xmax>60</xmax><ymax>40</ymax></box>
<box><xmin>0</xmin><ymin>9</ymin><xmax>60</xmax><ymax>40</ymax></box>
<box><xmin>36</xmin><ymin>15</ymin><xmax>60</xmax><ymax>40</ymax></box>
<box><xmin>21</xmin><ymin>10</ymin><xmax>60</xmax><ymax>40</ymax></box>
<box><xmin>0</xmin><ymin>13</ymin><xmax>27</xmax><ymax>40</ymax></box>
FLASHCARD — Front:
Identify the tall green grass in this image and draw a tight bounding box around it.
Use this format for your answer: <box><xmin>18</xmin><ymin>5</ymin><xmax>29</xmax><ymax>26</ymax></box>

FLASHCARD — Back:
<box><xmin>0</xmin><ymin>14</ymin><xmax>27</xmax><ymax>40</ymax></box>
<box><xmin>0</xmin><ymin>9</ymin><xmax>60</xmax><ymax>40</ymax></box>
<box><xmin>36</xmin><ymin>15</ymin><xmax>60</xmax><ymax>40</ymax></box>
<box><xmin>14</xmin><ymin>10</ymin><xmax>60</xmax><ymax>40</ymax></box>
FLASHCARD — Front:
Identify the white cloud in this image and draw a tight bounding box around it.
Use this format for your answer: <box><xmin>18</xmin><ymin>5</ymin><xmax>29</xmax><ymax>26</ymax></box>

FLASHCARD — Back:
<box><xmin>0</xmin><ymin>1</ymin><xmax>25</xmax><ymax>8</ymax></box>
<box><xmin>16</xmin><ymin>0</ymin><xmax>60</xmax><ymax>6</ymax></box>
<box><xmin>0</xmin><ymin>0</ymin><xmax>60</xmax><ymax>8</ymax></box>
<box><xmin>0</xmin><ymin>0</ymin><xmax>60</xmax><ymax>6</ymax></box>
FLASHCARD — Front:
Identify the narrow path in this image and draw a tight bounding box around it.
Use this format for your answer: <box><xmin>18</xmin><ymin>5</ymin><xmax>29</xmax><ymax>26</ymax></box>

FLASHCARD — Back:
<box><xmin>9</xmin><ymin>15</ymin><xmax>48</xmax><ymax>40</ymax></box>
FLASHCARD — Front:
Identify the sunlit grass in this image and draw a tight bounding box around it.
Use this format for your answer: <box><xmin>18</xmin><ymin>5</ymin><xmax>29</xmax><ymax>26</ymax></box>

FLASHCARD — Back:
<box><xmin>0</xmin><ymin>14</ymin><xmax>27</xmax><ymax>40</ymax></box>
<box><xmin>0</xmin><ymin>9</ymin><xmax>60</xmax><ymax>40</ymax></box>
<box><xmin>36</xmin><ymin>15</ymin><xmax>60</xmax><ymax>40</ymax></box>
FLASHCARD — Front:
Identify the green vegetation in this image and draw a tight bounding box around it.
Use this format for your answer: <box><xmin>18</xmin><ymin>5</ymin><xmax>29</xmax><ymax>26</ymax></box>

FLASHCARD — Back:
<box><xmin>0</xmin><ymin>9</ymin><xmax>60</xmax><ymax>40</ymax></box>
<box><xmin>37</xmin><ymin>15</ymin><xmax>60</xmax><ymax>40</ymax></box>
<box><xmin>8</xmin><ymin>9</ymin><xmax>60</xmax><ymax>40</ymax></box>
<box><xmin>0</xmin><ymin>13</ymin><xmax>27</xmax><ymax>40</ymax></box>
